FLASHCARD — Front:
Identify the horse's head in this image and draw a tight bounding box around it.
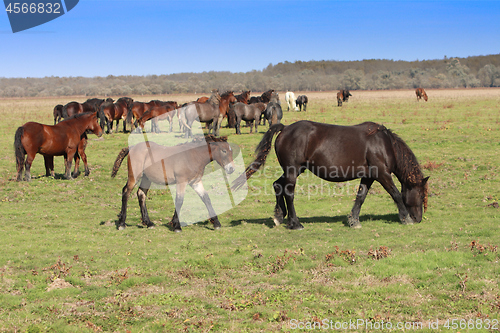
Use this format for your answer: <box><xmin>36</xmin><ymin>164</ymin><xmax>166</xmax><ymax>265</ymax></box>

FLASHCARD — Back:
<box><xmin>209</xmin><ymin>137</ymin><xmax>235</xmax><ymax>174</ymax></box>
<box><xmin>91</xmin><ymin>112</ymin><xmax>104</xmax><ymax>137</ymax></box>
<box><xmin>402</xmin><ymin>176</ymin><xmax>429</xmax><ymax>222</ymax></box>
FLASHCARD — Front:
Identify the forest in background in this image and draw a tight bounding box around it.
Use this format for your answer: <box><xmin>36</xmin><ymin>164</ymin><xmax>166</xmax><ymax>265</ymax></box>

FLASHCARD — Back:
<box><xmin>1</xmin><ymin>54</ymin><xmax>500</xmax><ymax>98</ymax></box>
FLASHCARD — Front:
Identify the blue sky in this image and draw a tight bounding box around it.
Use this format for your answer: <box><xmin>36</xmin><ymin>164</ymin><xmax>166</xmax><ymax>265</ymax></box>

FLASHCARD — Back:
<box><xmin>1</xmin><ymin>0</ymin><xmax>500</xmax><ymax>78</ymax></box>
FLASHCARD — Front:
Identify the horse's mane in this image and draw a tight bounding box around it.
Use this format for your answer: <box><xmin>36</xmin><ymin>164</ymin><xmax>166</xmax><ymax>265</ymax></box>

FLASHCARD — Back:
<box><xmin>220</xmin><ymin>91</ymin><xmax>234</xmax><ymax>98</ymax></box>
<box><xmin>376</xmin><ymin>127</ymin><xmax>422</xmax><ymax>184</ymax></box>
<box><xmin>207</xmin><ymin>90</ymin><xmax>221</xmax><ymax>105</ymax></box>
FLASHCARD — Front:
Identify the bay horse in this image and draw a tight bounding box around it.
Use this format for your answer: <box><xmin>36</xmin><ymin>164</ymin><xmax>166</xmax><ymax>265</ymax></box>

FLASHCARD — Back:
<box><xmin>415</xmin><ymin>88</ymin><xmax>428</xmax><ymax>101</ymax></box>
<box><xmin>127</xmin><ymin>100</ymin><xmax>164</xmax><ymax>131</ymax></box>
<box><xmin>235</xmin><ymin>90</ymin><xmax>251</xmax><ymax>104</ymax></box>
<box><xmin>134</xmin><ymin>101</ymin><xmax>178</xmax><ymax>133</ymax></box>
<box><xmin>111</xmin><ymin>136</ymin><xmax>236</xmax><ymax>232</ymax></box>
<box><xmin>229</xmin><ymin>102</ymin><xmax>267</xmax><ymax>134</ymax></box>
<box><xmin>337</xmin><ymin>90</ymin><xmax>352</xmax><ymax>106</ymax></box>
<box><xmin>296</xmin><ymin>95</ymin><xmax>308</xmax><ymax>112</ymax></box>
<box><xmin>14</xmin><ymin>112</ymin><xmax>103</xmax><ymax>181</ymax></box>
<box><xmin>178</xmin><ymin>90</ymin><xmax>221</xmax><ymax>138</ymax></box>
<box><xmin>212</xmin><ymin>91</ymin><xmax>237</xmax><ymax>135</ymax></box>
<box><xmin>101</xmin><ymin>97</ymin><xmax>134</xmax><ymax>133</ymax></box>
<box><xmin>232</xmin><ymin>121</ymin><xmax>429</xmax><ymax>230</ymax></box>
<box><xmin>53</xmin><ymin>104</ymin><xmax>63</xmax><ymax>124</ymax></box>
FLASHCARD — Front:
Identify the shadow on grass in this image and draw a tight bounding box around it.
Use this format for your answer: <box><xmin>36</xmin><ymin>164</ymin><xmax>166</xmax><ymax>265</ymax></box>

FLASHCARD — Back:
<box><xmin>229</xmin><ymin>213</ymin><xmax>401</xmax><ymax>229</ymax></box>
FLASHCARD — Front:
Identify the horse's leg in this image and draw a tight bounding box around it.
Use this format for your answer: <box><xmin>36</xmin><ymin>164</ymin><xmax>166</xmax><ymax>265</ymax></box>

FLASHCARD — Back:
<box><xmin>43</xmin><ymin>155</ymin><xmax>55</xmax><ymax>178</ymax></box>
<box><xmin>254</xmin><ymin>117</ymin><xmax>258</xmax><ymax>133</ymax></box>
<box><xmin>171</xmin><ymin>182</ymin><xmax>187</xmax><ymax>232</ymax></box>
<box><xmin>273</xmin><ymin>174</ymin><xmax>287</xmax><ymax>226</ymax></box>
<box><xmin>377</xmin><ymin>173</ymin><xmax>414</xmax><ymax>224</ymax></box>
<box><xmin>64</xmin><ymin>150</ymin><xmax>76</xmax><ymax>180</ymax></box>
<box><xmin>24</xmin><ymin>153</ymin><xmax>36</xmax><ymax>181</ymax></box>
<box><xmin>191</xmin><ymin>181</ymin><xmax>221</xmax><ymax>229</ymax></box>
<box><xmin>15</xmin><ymin>154</ymin><xmax>25</xmax><ymax>181</ymax></box>
<box><xmin>137</xmin><ymin>177</ymin><xmax>155</xmax><ymax>229</ymax></box>
<box><xmin>235</xmin><ymin>117</ymin><xmax>241</xmax><ymax>135</ymax></box>
<box><xmin>169</xmin><ymin>115</ymin><xmax>173</xmax><ymax>133</ymax></box>
<box><xmin>348</xmin><ymin>178</ymin><xmax>374</xmax><ymax>228</ymax></box>
<box><xmin>117</xmin><ymin>176</ymin><xmax>137</xmax><ymax>230</ymax></box>
<box><xmin>278</xmin><ymin>167</ymin><xmax>303</xmax><ymax>230</ymax></box>
<box><xmin>75</xmin><ymin>139</ymin><xmax>89</xmax><ymax>177</ymax></box>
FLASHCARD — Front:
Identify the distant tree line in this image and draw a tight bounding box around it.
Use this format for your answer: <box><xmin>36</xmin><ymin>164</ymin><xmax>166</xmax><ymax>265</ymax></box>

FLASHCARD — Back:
<box><xmin>1</xmin><ymin>54</ymin><xmax>500</xmax><ymax>98</ymax></box>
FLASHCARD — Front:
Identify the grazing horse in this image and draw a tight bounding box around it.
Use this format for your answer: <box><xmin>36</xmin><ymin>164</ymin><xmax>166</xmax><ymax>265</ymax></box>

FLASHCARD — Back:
<box><xmin>337</xmin><ymin>90</ymin><xmax>352</xmax><ymax>106</ymax></box>
<box><xmin>14</xmin><ymin>112</ymin><xmax>103</xmax><ymax>181</ymax></box>
<box><xmin>296</xmin><ymin>95</ymin><xmax>308</xmax><ymax>112</ymax></box>
<box><xmin>235</xmin><ymin>90</ymin><xmax>251</xmax><ymax>104</ymax></box>
<box><xmin>134</xmin><ymin>101</ymin><xmax>178</xmax><ymax>133</ymax></box>
<box><xmin>101</xmin><ymin>97</ymin><xmax>134</xmax><ymax>133</ymax></box>
<box><xmin>53</xmin><ymin>104</ymin><xmax>63</xmax><ymax>124</ymax></box>
<box><xmin>111</xmin><ymin>136</ymin><xmax>236</xmax><ymax>232</ymax></box>
<box><xmin>337</xmin><ymin>92</ymin><xmax>343</xmax><ymax>106</ymax></box>
<box><xmin>178</xmin><ymin>90</ymin><xmax>221</xmax><ymax>138</ymax></box>
<box><xmin>232</xmin><ymin>121</ymin><xmax>429</xmax><ymax>230</ymax></box>
<box><xmin>285</xmin><ymin>92</ymin><xmax>299</xmax><ymax>111</ymax></box>
<box><xmin>229</xmin><ymin>102</ymin><xmax>266</xmax><ymax>134</ymax></box>
<box><xmin>415</xmin><ymin>88</ymin><xmax>428</xmax><ymax>101</ymax></box>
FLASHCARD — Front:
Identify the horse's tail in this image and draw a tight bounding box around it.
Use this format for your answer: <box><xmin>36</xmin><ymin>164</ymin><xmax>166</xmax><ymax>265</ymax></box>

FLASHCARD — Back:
<box><xmin>231</xmin><ymin>123</ymin><xmax>285</xmax><ymax>191</ymax></box>
<box><xmin>14</xmin><ymin>126</ymin><xmax>25</xmax><ymax>173</ymax></box>
<box><xmin>111</xmin><ymin>147</ymin><xmax>129</xmax><ymax>178</ymax></box>
<box><xmin>179</xmin><ymin>106</ymin><xmax>191</xmax><ymax>130</ymax></box>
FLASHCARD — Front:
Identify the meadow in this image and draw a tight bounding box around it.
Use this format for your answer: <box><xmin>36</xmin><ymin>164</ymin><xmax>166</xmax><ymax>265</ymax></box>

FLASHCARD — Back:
<box><xmin>0</xmin><ymin>89</ymin><xmax>499</xmax><ymax>332</ymax></box>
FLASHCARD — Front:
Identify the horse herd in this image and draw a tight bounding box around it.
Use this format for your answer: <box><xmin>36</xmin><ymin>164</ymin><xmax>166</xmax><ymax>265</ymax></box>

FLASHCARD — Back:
<box><xmin>13</xmin><ymin>88</ymin><xmax>430</xmax><ymax>231</ymax></box>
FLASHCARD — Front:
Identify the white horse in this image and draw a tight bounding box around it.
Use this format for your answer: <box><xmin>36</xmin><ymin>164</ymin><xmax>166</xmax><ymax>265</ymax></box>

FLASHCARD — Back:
<box><xmin>285</xmin><ymin>91</ymin><xmax>299</xmax><ymax>111</ymax></box>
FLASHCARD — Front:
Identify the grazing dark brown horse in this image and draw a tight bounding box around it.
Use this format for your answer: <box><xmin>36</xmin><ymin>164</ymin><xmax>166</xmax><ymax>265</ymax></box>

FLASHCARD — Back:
<box><xmin>262</xmin><ymin>92</ymin><xmax>282</xmax><ymax>126</ymax></box>
<box><xmin>232</xmin><ymin>121</ymin><xmax>429</xmax><ymax>230</ymax></box>
<box><xmin>14</xmin><ymin>112</ymin><xmax>103</xmax><ymax>181</ymax></box>
<box><xmin>178</xmin><ymin>90</ymin><xmax>221</xmax><ymax>138</ymax></box>
<box><xmin>415</xmin><ymin>88</ymin><xmax>428</xmax><ymax>101</ymax></box>
<box><xmin>296</xmin><ymin>95</ymin><xmax>308</xmax><ymax>111</ymax></box>
<box><xmin>134</xmin><ymin>101</ymin><xmax>178</xmax><ymax>133</ymax></box>
<box><xmin>101</xmin><ymin>97</ymin><xmax>134</xmax><ymax>133</ymax></box>
<box><xmin>229</xmin><ymin>102</ymin><xmax>267</xmax><ymax>134</ymax></box>
<box><xmin>111</xmin><ymin>136</ymin><xmax>236</xmax><ymax>232</ymax></box>
<box><xmin>235</xmin><ymin>90</ymin><xmax>251</xmax><ymax>104</ymax></box>
<box><xmin>53</xmin><ymin>104</ymin><xmax>63</xmax><ymax>124</ymax></box>
<box><xmin>337</xmin><ymin>90</ymin><xmax>352</xmax><ymax>106</ymax></box>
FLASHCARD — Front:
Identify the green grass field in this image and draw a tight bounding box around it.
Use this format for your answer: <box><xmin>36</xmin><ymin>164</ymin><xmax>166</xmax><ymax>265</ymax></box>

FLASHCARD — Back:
<box><xmin>0</xmin><ymin>89</ymin><xmax>499</xmax><ymax>332</ymax></box>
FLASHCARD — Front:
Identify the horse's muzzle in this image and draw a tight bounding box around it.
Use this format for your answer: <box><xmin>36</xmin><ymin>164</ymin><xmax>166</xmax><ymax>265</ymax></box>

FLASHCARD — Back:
<box><xmin>224</xmin><ymin>164</ymin><xmax>235</xmax><ymax>174</ymax></box>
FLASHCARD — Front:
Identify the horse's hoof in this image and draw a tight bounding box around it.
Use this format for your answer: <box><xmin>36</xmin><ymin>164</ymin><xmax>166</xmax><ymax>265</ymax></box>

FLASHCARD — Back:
<box><xmin>350</xmin><ymin>223</ymin><xmax>362</xmax><ymax>229</ymax></box>
<box><xmin>287</xmin><ymin>224</ymin><xmax>304</xmax><ymax>230</ymax></box>
<box><xmin>147</xmin><ymin>225</ymin><xmax>155</xmax><ymax>229</ymax></box>
<box><xmin>273</xmin><ymin>218</ymin><xmax>281</xmax><ymax>226</ymax></box>
<box><xmin>118</xmin><ymin>225</ymin><xmax>126</xmax><ymax>231</ymax></box>
<box><xmin>174</xmin><ymin>229</ymin><xmax>182</xmax><ymax>233</ymax></box>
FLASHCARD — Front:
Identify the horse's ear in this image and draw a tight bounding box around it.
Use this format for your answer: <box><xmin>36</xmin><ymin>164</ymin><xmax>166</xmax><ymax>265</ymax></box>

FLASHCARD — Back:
<box><xmin>423</xmin><ymin>176</ymin><xmax>430</xmax><ymax>185</ymax></box>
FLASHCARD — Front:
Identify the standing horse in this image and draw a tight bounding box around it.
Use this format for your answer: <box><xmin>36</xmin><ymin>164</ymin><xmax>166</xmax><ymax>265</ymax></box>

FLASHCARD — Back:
<box><xmin>212</xmin><ymin>91</ymin><xmax>237</xmax><ymax>136</ymax></box>
<box><xmin>296</xmin><ymin>95</ymin><xmax>308</xmax><ymax>111</ymax></box>
<box><xmin>134</xmin><ymin>101</ymin><xmax>178</xmax><ymax>133</ymax></box>
<box><xmin>101</xmin><ymin>97</ymin><xmax>134</xmax><ymax>133</ymax></box>
<box><xmin>229</xmin><ymin>102</ymin><xmax>266</xmax><ymax>134</ymax></box>
<box><xmin>178</xmin><ymin>90</ymin><xmax>221</xmax><ymax>138</ymax></box>
<box><xmin>248</xmin><ymin>90</ymin><xmax>274</xmax><ymax>104</ymax></box>
<box><xmin>53</xmin><ymin>104</ymin><xmax>63</xmax><ymax>124</ymax></box>
<box><xmin>232</xmin><ymin>121</ymin><xmax>429</xmax><ymax>229</ymax></box>
<box><xmin>262</xmin><ymin>92</ymin><xmax>282</xmax><ymax>126</ymax></box>
<box><xmin>127</xmin><ymin>100</ymin><xmax>164</xmax><ymax>131</ymax></box>
<box><xmin>235</xmin><ymin>90</ymin><xmax>251</xmax><ymax>104</ymax></box>
<box><xmin>285</xmin><ymin>92</ymin><xmax>299</xmax><ymax>111</ymax></box>
<box><xmin>415</xmin><ymin>88</ymin><xmax>428</xmax><ymax>101</ymax></box>
<box><xmin>111</xmin><ymin>136</ymin><xmax>236</xmax><ymax>232</ymax></box>
<box><xmin>14</xmin><ymin>112</ymin><xmax>103</xmax><ymax>181</ymax></box>
<box><xmin>62</xmin><ymin>98</ymin><xmax>108</xmax><ymax>119</ymax></box>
